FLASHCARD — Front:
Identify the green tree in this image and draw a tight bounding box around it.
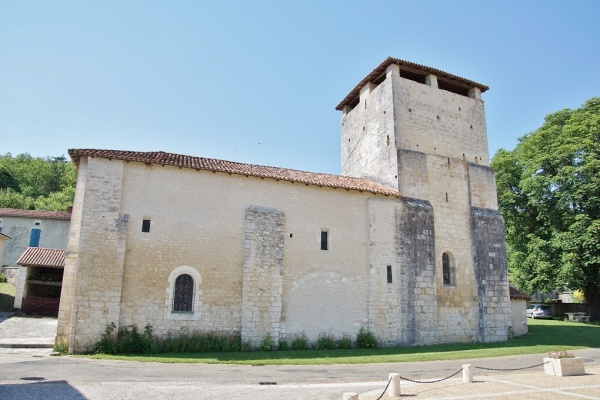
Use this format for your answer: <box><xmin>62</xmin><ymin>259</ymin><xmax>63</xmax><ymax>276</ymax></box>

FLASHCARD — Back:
<box><xmin>492</xmin><ymin>97</ymin><xmax>600</xmax><ymax>319</ymax></box>
<box><xmin>0</xmin><ymin>153</ymin><xmax>76</xmax><ymax>211</ymax></box>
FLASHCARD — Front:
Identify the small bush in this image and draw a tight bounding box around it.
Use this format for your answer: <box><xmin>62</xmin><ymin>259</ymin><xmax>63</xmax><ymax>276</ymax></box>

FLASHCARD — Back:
<box><xmin>316</xmin><ymin>331</ymin><xmax>336</xmax><ymax>350</ymax></box>
<box><xmin>278</xmin><ymin>340</ymin><xmax>290</xmax><ymax>351</ymax></box>
<box><xmin>260</xmin><ymin>333</ymin><xmax>274</xmax><ymax>351</ymax></box>
<box><xmin>290</xmin><ymin>332</ymin><xmax>309</xmax><ymax>350</ymax></box>
<box><xmin>241</xmin><ymin>341</ymin><xmax>253</xmax><ymax>352</ymax></box>
<box><xmin>0</xmin><ymin>273</ymin><xmax>7</xmax><ymax>283</ymax></box>
<box><xmin>93</xmin><ymin>323</ymin><xmax>242</xmax><ymax>354</ymax></box>
<box><xmin>338</xmin><ymin>333</ymin><xmax>353</xmax><ymax>349</ymax></box>
<box><xmin>53</xmin><ymin>341</ymin><xmax>68</xmax><ymax>355</ymax></box>
<box><xmin>356</xmin><ymin>327</ymin><xmax>378</xmax><ymax>349</ymax></box>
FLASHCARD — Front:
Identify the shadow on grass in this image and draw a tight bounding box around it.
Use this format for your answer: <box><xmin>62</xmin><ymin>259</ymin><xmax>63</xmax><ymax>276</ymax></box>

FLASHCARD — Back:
<box><xmin>0</xmin><ymin>292</ymin><xmax>15</xmax><ymax>312</ymax></box>
<box><xmin>87</xmin><ymin>319</ymin><xmax>600</xmax><ymax>364</ymax></box>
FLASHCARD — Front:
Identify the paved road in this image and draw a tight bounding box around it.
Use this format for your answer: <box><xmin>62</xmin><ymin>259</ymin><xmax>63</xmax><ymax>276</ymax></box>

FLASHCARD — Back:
<box><xmin>1</xmin><ymin>348</ymin><xmax>599</xmax><ymax>399</ymax></box>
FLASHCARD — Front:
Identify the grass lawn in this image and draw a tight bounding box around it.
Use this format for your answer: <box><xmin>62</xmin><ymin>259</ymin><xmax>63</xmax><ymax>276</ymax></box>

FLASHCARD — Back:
<box><xmin>86</xmin><ymin>318</ymin><xmax>600</xmax><ymax>365</ymax></box>
<box><xmin>0</xmin><ymin>282</ymin><xmax>16</xmax><ymax>312</ymax></box>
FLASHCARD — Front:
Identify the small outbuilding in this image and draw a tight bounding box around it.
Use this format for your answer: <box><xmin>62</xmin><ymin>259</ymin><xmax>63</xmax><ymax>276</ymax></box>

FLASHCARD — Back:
<box><xmin>509</xmin><ymin>286</ymin><xmax>531</xmax><ymax>336</ymax></box>
<box><xmin>15</xmin><ymin>247</ymin><xmax>65</xmax><ymax>317</ymax></box>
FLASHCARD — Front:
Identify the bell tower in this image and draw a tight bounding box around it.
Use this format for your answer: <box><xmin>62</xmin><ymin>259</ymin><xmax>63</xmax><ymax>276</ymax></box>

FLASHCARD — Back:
<box><xmin>337</xmin><ymin>58</ymin><xmax>510</xmax><ymax>343</ymax></box>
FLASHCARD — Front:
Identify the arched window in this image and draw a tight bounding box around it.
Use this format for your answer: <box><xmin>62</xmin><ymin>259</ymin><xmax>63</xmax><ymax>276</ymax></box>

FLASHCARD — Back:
<box><xmin>442</xmin><ymin>252</ymin><xmax>456</xmax><ymax>286</ymax></box>
<box><xmin>173</xmin><ymin>274</ymin><xmax>194</xmax><ymax>313</ymax></box>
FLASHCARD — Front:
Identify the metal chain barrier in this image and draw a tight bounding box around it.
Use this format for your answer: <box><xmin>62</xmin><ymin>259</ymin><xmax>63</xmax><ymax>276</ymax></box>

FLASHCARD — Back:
<box><xmin>398</xmin><ymin>367</ymin><xmax>464</xmax><ymax>384</ymax></box>
<box><xmin>369</xmin><ymin>360</ymin><xmax>552</xmax><ymax>399</ymax></box>
<box><xmin>374</xmin><ymin>377</ymin><xmax>392</xmax><ymax>400</ymax></box>
<box><xmin>474</xmin><ymin>361</ymin><xmax>550</xmax><ymax>372</ymax></box>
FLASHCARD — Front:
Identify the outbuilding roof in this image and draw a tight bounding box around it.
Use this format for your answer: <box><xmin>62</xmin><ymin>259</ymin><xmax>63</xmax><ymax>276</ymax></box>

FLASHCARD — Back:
<box><xmin>509</xmin><ymin>286</ymin><xmax>531</xmax><ymax>301</ymax></box>
<box><xmin>68</xmin><ymin>149</ymin><xmax>401</xmax><ymax>197</ymax></box>
<box><xmin>17</xmin><ymin>247</ymin><xmax>65</xmax><ymax>268</ymax></box>
<box><xmin>336</xmin><ymin>57</ymin><xmax>489</xmax><ymax>111</ymax></box>
<box><xmin>0</xmin><ymin>208</ymin><xmax>72</xmax><ymax>220</ymax></box>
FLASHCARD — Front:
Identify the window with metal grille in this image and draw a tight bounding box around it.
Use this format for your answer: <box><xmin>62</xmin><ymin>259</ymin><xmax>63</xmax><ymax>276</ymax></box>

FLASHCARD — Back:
<box><xmin>142</xmin><ymin>219</ymin><xmax>151</xmax><ymax>233</ymax></box>
<box><xmin>442</xmin><ymin>252</ymin><xmax>456</xmax><ymax>286</ymax></box>
<box><xmin>387</xmin><ymin>265</ymin><xmax>393</xmax><ymax>283</ymax></box>
<box><xmin>173</xmin><ymin>274</ymin><xmax>194</xmax><ymax>312</ymax></box>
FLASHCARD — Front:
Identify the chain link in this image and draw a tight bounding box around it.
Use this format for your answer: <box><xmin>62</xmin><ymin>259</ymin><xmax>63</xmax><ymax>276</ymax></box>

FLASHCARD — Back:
<box><xmin>474</xmin><ymin>361</ymin><xmax>549</xmax><ymax>372</ymax></box>
<box><xmin>374</xmin><ymin>377</ymin><xmax>392</xmax><ymax>400</ymax></box>
<box><xmin>372</xmin><ymin>360</ymin><xmax>552</xmax><ymax>395</ymax></box>
<box><xmin>399</xmin><ymin>367</ymin><xmax>464</xmax><ymax>384</ymax></box>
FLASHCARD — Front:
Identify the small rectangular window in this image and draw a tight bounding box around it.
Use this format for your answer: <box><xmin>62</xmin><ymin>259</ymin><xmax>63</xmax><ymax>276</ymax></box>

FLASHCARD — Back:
<box><xmin>142</xmin><ymin>219</ymin><xmax>151</xmax><ymax>233</ymax></box>
<box><xmin>387</xmin><ymin>265</ymin><xmax>393</xmax><ymax>283</ymax></box>
<box><xmin>320</xmin><ymin>230</ymin><xmax>328</xmax><ymax>251</ymax></box>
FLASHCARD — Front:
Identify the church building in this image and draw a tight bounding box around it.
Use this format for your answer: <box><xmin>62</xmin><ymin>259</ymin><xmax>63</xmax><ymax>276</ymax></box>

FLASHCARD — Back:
<box><xmin>57</xmin><ymin>57</ymin><xmax>510</xmax><ymax>353</ymax></box>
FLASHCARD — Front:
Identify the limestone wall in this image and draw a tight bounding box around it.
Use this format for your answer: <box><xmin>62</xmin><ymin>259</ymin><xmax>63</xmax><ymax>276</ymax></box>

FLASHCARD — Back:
<box><xmin>471</xmin><ymin>207</ymin><xmax>511</xmax><ymax>342</ymax></box>
<box><xmin>341</xmin><ymin>69</ymin><xmax>398</xmax><ymax>190</ymax></box>
<box><xmin>241</xmin><ymin>206</ymin><xmax>285</xmax><ymax>348</ymax></box>
<box><xmin>510</xmin><ymin>299</ymin><xmax>528</xmax><ymax>336</ymax></box>
<box><xmin>367</xmin><ymin>197</ymin><xmax>438</xmax><ymax>346</ymax></box>
<box><xmin>58</xmin><ymin>157</ymin><xmax>129</xmax><ymax>352</ymax></box>
<box><xmin>392</xmin><ymin>70</ymin><xmax>489</xmax><ymax>166</ymax></box>
<box><xmin>71</xmin><ymin>158</ymin><xmax>385</xmax><ymax>349</ymax></box>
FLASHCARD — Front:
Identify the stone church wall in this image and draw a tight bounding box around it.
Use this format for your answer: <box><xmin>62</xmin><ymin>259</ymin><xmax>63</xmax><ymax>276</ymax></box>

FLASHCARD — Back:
<box><xmin>60</xmin><ymin>158</ymin><xmax>384</xmax><ymax>352</ymax></box>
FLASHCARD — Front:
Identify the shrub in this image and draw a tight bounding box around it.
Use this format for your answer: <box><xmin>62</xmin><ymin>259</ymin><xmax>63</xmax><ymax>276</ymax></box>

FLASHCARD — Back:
<box><xmin>316</xmin><ymin>331</ymin><xmax>336</xmax><ymax>350</ymax></box>
<box><xmin>93</xmin><ymin>323</ymin><xmax>242</xmax><ymax>354</ymax></box>
<box><xmin>53</xmin><ymin>341</ymin><xmax>68</xmax><ymax>355</ymax></box>
<box><xmin>0</xmin><ymin>273</ymin><xmax>7</xmax><ymax>283</ymax></box>
<box><xmin>278</xmin><ymin>340</ymin><xmax>290</xmax><ymax>351</ymax></box>
<box><xmin>356</xmin><ymin>327</ymin><xmax>378</xmax><ymax>349</ymax></box>
<box><xmin>260</xmin><ymin>333</ymin><xmax>274</xmax><ymax>351</ymax></box>
<box><xmin>338</xmin><ymin>333</ymin><xmax>353</xmax><ymax>349</ymax></box>
<box><xmin>290</xmin><ymin>332</ymin><xmax>309</xmax><ymax>350</ymax></box>
<box><xmin>241</xmin><ymin>341</ymin><xmax>253</xmax><ymax>352</ymax></box>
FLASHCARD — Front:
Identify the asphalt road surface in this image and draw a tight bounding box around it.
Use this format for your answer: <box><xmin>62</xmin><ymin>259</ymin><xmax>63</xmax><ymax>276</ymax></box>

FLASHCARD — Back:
<box><xmin>1</xmin><ymin>348</ymin><xmax>599</xmax><ymax>399</ymax></box>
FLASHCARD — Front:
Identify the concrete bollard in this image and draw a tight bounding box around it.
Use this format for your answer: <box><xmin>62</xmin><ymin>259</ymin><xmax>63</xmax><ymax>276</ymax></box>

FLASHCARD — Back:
<box><xmin>387</xmin><ymin>373</ymin><xmax>401</xmax><ymax>397</ymax></box>
<box><xmin>463</xmin><ymin>364</ymin><xmax>473</xmax><ymax>383</ymax></box>
<box><xmin>342</xmin><ymin>392</ymin><xmax>358</xmax><ymax>400</ymax></box>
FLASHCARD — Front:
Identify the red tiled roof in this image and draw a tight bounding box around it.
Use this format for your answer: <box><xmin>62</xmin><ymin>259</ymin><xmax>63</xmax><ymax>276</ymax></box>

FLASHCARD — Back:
<box><xmin>336</xmin><ymin>57</ymin><xmax>489</xmax><ymax>111</ymax></box>
<box><xmin>0</xmin><ymin>208</ymin><xmax>71</xmax><ymax>220</ymax></box>
<box><xmin>509</xmin><ymin>286</ymin><xmax>531</xmax><ymax>300</ymax></box>
<box><xmin>17</xmin><ymin>247</ymin><xmax>65</xmax><ymax>268</ymax></box>
<box><xmin>68</xmin><ymin>149</ymin><xmax>401</xmax><ymax>197</ymax></box>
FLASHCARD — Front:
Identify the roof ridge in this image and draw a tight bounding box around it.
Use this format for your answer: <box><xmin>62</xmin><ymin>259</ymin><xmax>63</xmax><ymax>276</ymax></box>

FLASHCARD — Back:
<box><xmin>68</xmin><ymin>148</ymin><xmax>401</xmax><ymax>198</ymax></box>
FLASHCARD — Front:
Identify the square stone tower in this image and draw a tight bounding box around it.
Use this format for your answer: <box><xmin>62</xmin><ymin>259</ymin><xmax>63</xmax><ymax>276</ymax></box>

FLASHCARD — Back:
<box><xmin>337</xmin><ymin>58</ymin><xmax>510</xmax><ymax>343</ymax></box>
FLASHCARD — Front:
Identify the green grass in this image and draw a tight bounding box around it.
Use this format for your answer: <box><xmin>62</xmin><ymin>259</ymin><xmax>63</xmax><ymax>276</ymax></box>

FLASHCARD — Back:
<box><xmin>85</xmin><ymin>318</ymin><xmax>600</xmax><ymax>365</ymax></box>
<box><xmin>0</xmin><ymin>282</ymin><xmax>16</xmax><ymax>312</ymax></box>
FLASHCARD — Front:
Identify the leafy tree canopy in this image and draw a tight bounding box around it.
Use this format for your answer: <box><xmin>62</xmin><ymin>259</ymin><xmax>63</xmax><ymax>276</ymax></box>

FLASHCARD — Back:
<box><xmin>0</xmin><ymin>153</ymin><xmax>76</xmax><ymax>211</ymax></box>
<box><xmin>491</xmin><ymin>97</ymin><xmax>600</xmax><ymax>318</ymax></box>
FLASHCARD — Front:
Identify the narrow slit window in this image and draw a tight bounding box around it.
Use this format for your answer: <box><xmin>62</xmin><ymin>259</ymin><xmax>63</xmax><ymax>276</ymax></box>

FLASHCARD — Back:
<box><xmin>142</xmin><ymin>219</ymin><xmax>151</xmax><ymax>233</ymax></box>
<box><xmin>442</xmin><ymin>252</ymin><xmax>456</xmax><ymax>286</ymax></box>
<box><xmin>387</xmin><ymin>265</ymin><xmax>393</xmax><ymax>283</ymax></box>
<box><xmin>321</xmin><ymin>230</ymin><xmax>328</xmax><ymax>251</ymax></box>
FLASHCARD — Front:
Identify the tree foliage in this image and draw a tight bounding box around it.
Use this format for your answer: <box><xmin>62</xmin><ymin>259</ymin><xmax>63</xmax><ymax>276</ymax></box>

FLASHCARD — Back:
<box><xmin>491</xmin><ymin>97</ymin><xmax>600</xmax><ymax>318</ymax></box>
<box><xmin>0</xmin><ymin>153</ymin><xmax>76</xmax><ymax>211</ymax></box>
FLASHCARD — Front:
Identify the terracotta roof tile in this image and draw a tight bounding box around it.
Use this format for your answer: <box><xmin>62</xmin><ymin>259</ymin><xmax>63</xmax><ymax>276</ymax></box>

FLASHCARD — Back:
<box><xmin>0</xmin><ymin>208</ymin><xmax>72</xmax><ymax>220</ymax></box>
<box><xmin>68</xmin><ymin>149</ymin><xmax>401</xmax><ymax>197</ymax></box>
<box><xmin>509</xmin><ymin>286</ymin><xmax>531</xmax><ymax>300</ymax></box>
<box><xmin>336</xmin><ymin>57</ymin><xmax>489</xmax><ymax>111</ymax></box>
<box><xmin>17</xmin><ymin>247</ymin><xmax>65</xmax><ymax>268</ymax></box>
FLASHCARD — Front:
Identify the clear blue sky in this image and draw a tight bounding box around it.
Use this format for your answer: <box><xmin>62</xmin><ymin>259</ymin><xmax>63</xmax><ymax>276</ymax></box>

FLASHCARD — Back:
<box><xmin>1</xmin><ymin>1</ymin><xmax>598</xmax><ymax>174</ymax></box>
